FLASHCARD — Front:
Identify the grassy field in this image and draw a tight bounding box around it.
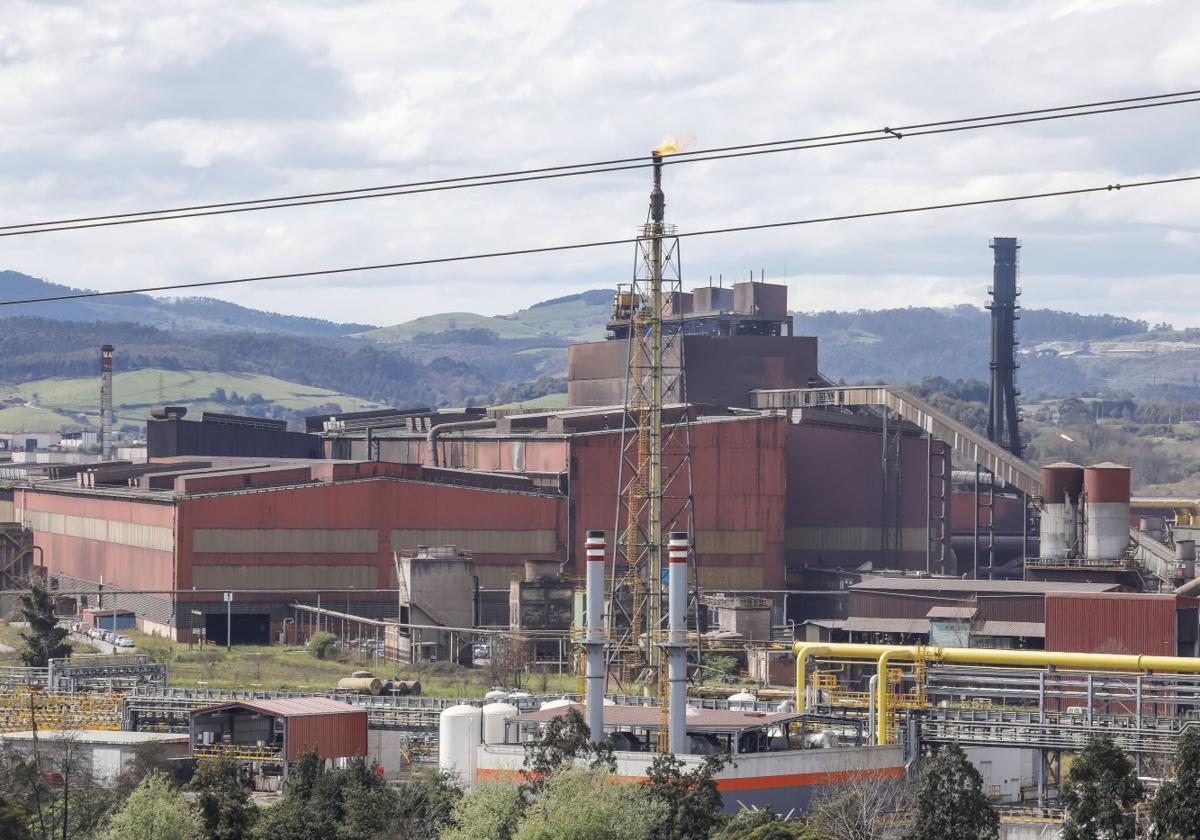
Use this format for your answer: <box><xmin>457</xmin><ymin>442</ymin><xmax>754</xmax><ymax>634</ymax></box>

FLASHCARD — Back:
<box><xmin>3</xmin><ymin>369</ymin><xmax>386</xmax><ymax>431</ymax></box>
<box><xmin>130</xmin><ymin>632</ymin><xmax>577</xmax><ymax>697</ymax></box>
<box><xmin>492</xmin><ymin>392</ymin><xmax>569</xmax><ymax>411</ymax></box>
<box><xmin>0</xmin><ymin>405</ymin><xmax>87</xmax><ymax>433</ymax></box>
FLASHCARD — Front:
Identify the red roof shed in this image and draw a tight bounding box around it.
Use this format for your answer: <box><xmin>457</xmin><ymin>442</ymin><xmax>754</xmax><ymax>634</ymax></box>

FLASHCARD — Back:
<box><xmin>190</xmin><ymin>697</ymin><xmax>367</xmax><ymax>762</ymax></box>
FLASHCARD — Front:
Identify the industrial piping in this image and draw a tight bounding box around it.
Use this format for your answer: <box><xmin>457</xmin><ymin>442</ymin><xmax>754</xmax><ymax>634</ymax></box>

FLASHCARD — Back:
<box><xmin>794</xmin><ymin>642</ymin><xmax>1200</xmax><ymax>746</ymax></box>
<box><xmin>665</xmin><ymin>531</ymin><xmax>689</xmax><ymax>754</ymax></box>
<box><xmin>426</xmin><ymin>418</ymin><xmax>496</xmax><ymax>467</ymax></box>
<box><xmin>584</xmin><ymin>530</ymin><xmax>606</xmax><ymax>744</ymax></box>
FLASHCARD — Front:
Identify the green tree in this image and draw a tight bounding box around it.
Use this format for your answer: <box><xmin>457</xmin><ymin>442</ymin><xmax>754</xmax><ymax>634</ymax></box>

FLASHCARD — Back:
<box><xmin>717</xmin><ymin>808</ymin><xmax>820</xmax><ymax>840</ymax></box>
<box><xmin>904</xmin><ymin>743</ymin><xmax>998</xmax><ymax>840</ymax></box>
<box><xmin>253</xmin><ymin>751</ymin><xmax>396</xmax><ymax>840</ymax></box>
<box><xmin>306</xmin><ymin>632</ymin><xmax>338</xmax><ymax>661</ymax></box>
<box><xmin>18</xmin><ymin>580</ymin><xmax>71</xmax><ymax>668</ymax></box>
<box><xmin>1061</xmin><ymin>735</ymin><xmax>1143</xmax><ymax>840</ymax></box>
<box><xmin>440</xmin><ymin>783</ymin><xmax>525</xmax><ymax>840</ymax></box>
<box><xmin>645</xmin><ymin>752</ymin><xmax>729</xmax><ymax>840</ymax></box>
<box><xmin>190</xmin><ymin>757</ymin><xmax>258</xmax><ymax>840</ymax></box>
<box><xmin>99</xmin><ymin>773</ymin><xmax>204</xmax><ymax>840</ymax></box>
<box><xmin>392</xmin><ymin>770</ymin><xmax>461</xmax><ymax>840</ymax></box>
<box><xmin>1149</xmin><ymin>728</ymin><xmax>1200</xmax><ymax>840</ymax></box>
<box><xmin>522</xmin><ymin>708</ymin><xmax>615</xmax><ymax>791</ymax></box>
<box><xmin>513</xmin><ymin>768</ymin><xmax>662</xmax><ymax>840</ymax></box>
<box><xmin>0</xmin><ymin>790</ymin><xmax>31</xmax><ymax>840</ymax></box>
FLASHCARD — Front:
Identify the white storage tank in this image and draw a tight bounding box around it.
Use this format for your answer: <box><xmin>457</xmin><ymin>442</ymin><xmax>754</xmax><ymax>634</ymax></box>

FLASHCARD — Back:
<box><xmin>482</xmin><ymin>702</ymin><xmax>518</xmax><ymax>745</ymax></box>
<box><xmin>728</xmin><ymin>691</ymin><xmax>756</xmax><ymax>710</ymax></box>
<box><xmin>1084</xmin><ymin>463</ymin><xmax>1132</xmax><ymax>562</ymax></box>
<box><xmin>539</xmin><ymin>697</ymin><xmax>573</xmax><ymax>711</ymax></box>
<box><xmin>484</xmin><ymin>689</ymin><xmax>510</xmax><ymax>703</ymax></box>
<box><xmin>438</xmin><ymin>704</ymin><xmax>482</xmax><ymax>784</ymax></box>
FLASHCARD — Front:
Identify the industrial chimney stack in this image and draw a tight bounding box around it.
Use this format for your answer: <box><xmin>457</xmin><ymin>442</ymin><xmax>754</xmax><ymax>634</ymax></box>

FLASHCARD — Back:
<box><xmin>987</xmin><ymin>238</ymin><xmax>1022</xmax><ymax>458</ymax></box>
<box><xmin>100</xmin><ymin>344</ymin><xmax>114</xmax><ymax>460</ymax></box>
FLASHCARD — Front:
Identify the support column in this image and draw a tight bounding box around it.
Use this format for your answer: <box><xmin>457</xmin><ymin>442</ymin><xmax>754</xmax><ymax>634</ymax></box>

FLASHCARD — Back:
<box><xmin>584</xmin><ymin>531</ymin><xmax>607</xmax><ymax>744</ymax></box>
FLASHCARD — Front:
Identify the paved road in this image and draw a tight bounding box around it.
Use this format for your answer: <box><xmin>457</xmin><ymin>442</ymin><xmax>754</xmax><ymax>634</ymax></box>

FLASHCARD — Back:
<box><xmin>67</xmin><ymin>627</ymin><xmax>134</xmax><ymax>655</ymax></box>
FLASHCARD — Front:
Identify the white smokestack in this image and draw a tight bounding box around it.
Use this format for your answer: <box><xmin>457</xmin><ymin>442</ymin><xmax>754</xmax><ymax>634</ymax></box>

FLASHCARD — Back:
<box><xmin>584</xmin><ymin>530</ymin><xmax>606</xmax><ymax>744</ymax></box>
<box><xmin>667</xmin><ymin>531</ymin><xmax>689</xmax><ymax>754</ymax></box>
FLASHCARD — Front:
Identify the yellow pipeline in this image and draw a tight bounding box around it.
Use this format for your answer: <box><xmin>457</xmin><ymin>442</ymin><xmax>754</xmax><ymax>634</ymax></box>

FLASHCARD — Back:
<box><xmin>792</xmin><ymin>642</ymin><xmax>1200</xmax><ymax>746</ymax></box>
<box><xmin>1131</xmin><ymin>497</ymin><xmax>1200</xmax><ymax>527</ymax></box>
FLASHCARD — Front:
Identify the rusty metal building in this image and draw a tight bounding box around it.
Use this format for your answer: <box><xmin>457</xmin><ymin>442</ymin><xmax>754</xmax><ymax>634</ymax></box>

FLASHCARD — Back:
<box><xmin>842</xmin><ymin>576</ymin><xmax>1122</xmax><ymax>644</ymax></box>
<box><xmin>12</xmin><ymin>459</ymin><xmax>563</xmax><ymax>642</ymax></box>
<box><xmin>1045</xmin><ymin>592</ymin><xmax>1200</xmax><ymax>657</ymax></box>
<box><xmin>190</xmin><ymin>697</ymin><xmax>368</xmax><ymax>764</ymax></box>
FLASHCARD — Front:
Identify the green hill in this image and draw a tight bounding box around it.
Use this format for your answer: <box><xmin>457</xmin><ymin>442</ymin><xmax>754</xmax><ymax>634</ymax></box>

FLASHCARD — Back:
<box><xmin>0</xmin><ymin>405</ymin><xmax>89</xmax><ymax>433</ymax></box>
<box><xmin>357</xmin><ymin>291</ymin><xmax>614</xmax><ymax>345</ymax></box>
<box><xmin>354</xmin><ymin>312</ymin><xmax>550</xmax><ymax>343</ymax></box>
<box><xmin>7</xmin><ymin>370</ymin><xmax>386</xmax><ymax>431</ymax></box>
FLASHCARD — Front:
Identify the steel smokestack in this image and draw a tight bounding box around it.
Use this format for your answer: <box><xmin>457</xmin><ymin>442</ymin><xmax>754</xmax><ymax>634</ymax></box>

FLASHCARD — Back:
<box><xmin>584</xmin><ymin>530</ymin><xmax>606</xmax><ymax>744</ymax></box>
<box><xmin>666</xmin><ymin>531</ymin><xmax>689</xmax><ymax>754</ymax></box>
<box><xmin>100</xmin><ymin>344</ymin><xmax>114</xmax><ymax>461</ymax></box>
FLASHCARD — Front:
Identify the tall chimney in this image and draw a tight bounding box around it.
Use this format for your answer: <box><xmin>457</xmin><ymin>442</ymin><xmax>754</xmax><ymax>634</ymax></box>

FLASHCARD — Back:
<box><xmin>666</xmin><ymin>531</ymin><xmax>689</xmax><ymax>754</ymax></box>
<box><xmin>100</xmin><ymin>345</ymin><xmax>114</xmax><ymax>460</ymax></box>
<box><xmin>584</xmin><ymin>530</ymin><xmax>607</xmax><ymax>744</ymax></box>
<box><xmin>987</xmin><ymin>238</ymin><xmax>1022</xmax><ymax>458</ymax></box>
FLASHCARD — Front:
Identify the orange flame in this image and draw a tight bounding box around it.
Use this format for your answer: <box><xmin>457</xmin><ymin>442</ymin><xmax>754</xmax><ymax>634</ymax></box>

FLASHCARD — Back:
<box><xmin>653</xmin><ymin>132</ymin><xmax>695</xmax><ymax>156</ymax></box>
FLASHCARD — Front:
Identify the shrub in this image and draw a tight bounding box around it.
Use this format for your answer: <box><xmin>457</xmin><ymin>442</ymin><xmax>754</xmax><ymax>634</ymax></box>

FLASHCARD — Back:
<box><xmin>307</xmin><ymin>632</ymin><xmax>338</xmax><ymax>661</ymax></box>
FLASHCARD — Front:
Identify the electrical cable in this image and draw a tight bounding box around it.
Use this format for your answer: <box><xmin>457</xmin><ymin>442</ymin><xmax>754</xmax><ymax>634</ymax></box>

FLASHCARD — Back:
<box><xmin>3</xmin><ymin>89</ymin><xmax>1199</xmax><ymax>237</ymax></box>
<box><xmin>1</xmin><ymin>173</ymin><xmax>1194</xmax><ymax>307</ymax></box>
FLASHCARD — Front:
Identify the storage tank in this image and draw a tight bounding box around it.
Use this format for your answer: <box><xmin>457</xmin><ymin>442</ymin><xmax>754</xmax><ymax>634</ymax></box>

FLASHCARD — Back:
<box><xmin>438</xmin><ymin>704</ymin><xmax>482</xmax><ymax>784</ymax></box>
<box><xmin>1084</xmin><ymin>463</ymin><xmax>1132</xmax><ymax>562</ymax></box>
<box><xmin>728</xmin><ymin>691</ymin><xmax>757</xmax><ymax>710</ymax></box>
<box><xmin>539</xmin><ymin>697</ymin><xmax>573</xmax><ymax>711</ymax></box>
<box><xmin>482</xmin><ymin>702</ymin><xmax>518</xmax><ymax>745</ymax></box>
<box><xmin>1040</xmin><ymin>462</ymin><xmax>1084</xmax><ymax>559</ymax></box>
<box><xmin>484</xmin><ymin>689</ymin><xmax>510</xmax><ymax>702</ymax></box>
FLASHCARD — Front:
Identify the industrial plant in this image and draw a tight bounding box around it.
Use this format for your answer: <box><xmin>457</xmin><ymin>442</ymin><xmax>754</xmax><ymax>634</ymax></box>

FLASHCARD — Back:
<box><xmin>4</xmin><ymin>144</ymin><xmax>1200</xmax><ymax>838</ymax></box>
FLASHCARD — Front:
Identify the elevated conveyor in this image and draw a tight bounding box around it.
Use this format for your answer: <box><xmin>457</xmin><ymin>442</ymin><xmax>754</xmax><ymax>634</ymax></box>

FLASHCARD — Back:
<box><xmin>751</xmin><ymin>386</ymin><xmax>1041</xmax><ymax>495</ymax></box>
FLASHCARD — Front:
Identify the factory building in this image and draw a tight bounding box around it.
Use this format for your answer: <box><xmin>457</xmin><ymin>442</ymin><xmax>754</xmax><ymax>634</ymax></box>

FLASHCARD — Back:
<box><xmin>12</xmin><ymin>459</ymin><xmax>562</xmax><ymax>642</ymax></box>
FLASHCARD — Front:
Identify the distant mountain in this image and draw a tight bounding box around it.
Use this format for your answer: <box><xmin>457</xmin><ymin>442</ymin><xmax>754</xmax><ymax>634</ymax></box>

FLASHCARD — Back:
<box><xmin>0</xmin><ymin>271</ymin><xmax>374</xmax><ymax>336</ymax></box>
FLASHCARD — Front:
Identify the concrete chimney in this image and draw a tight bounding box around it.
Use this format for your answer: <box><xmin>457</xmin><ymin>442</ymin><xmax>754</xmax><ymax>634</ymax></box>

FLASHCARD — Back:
<box><xmin>666</xmin><ymin>531</ymin><xmax>689</xmax><ymax>754</ymax></box>
<box><xmin>100</xmin><ymin>345</ymin><xmax>114</xmax><ymax>461</ymax></box>
<box><xmin>584</xmin><ymin>530</ymin><xmax>606</xmax><ymax>744</ymax></box>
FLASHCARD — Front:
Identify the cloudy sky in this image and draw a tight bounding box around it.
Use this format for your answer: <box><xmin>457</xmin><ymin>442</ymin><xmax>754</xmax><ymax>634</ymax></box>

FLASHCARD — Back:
<box><xmin>3</xmin><ymin>0</ymin><xmax>1199</xmax><ymax>327</ymax></box>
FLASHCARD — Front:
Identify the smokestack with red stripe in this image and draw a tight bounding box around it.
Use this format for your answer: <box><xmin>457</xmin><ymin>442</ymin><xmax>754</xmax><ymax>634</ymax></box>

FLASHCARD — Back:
<box><xmin>584</xmin><ymin>530</ymin><xmax>606</xmax><ymax>744</ymax></box>
<box><xmin>667</xmin><ymin>531</ymin><xmax>689</xmax><ymax>754</ymax></box>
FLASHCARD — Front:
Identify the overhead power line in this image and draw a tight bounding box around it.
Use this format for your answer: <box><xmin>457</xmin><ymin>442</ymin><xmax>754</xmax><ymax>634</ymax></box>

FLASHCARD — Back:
<box><xmin>1</xmin><ymin>173</ymin><xmax>1195</xmax><ymax>307</ymax></box>
<box><xmin>3</xmin><ymin>89</ymin><xmax>1199</xmax><ymax>237</ymax></box>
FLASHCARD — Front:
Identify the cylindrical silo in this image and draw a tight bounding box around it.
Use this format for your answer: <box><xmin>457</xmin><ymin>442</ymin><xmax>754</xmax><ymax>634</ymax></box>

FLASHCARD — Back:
<box><xmin>1084</xmin><ymin>463</ymin><xmax>1132</xmax><ymax>562</ymax></box>
<box><xmin>1040</xmin><ymin>462</ymin><xmax>1084</xmax><ymax>559</ymax></box>
<box><xmin>584</xmin><ymin>529</ymin><xmax>606</xmax><ymax>744</ymax></box>
<box><xmin>484</xmin><ymin>689</ymin><xmax>510</xmax><ymax>703</ymax></box>
<box><xmin>482</xmin><ymin>702</ymin><xmax>518</xmax><ymax>745</ymax></box>
<box><xmin>438</xmin><ymin>704</ymin><xmax>482</xmax><ymax>784</ymax></box>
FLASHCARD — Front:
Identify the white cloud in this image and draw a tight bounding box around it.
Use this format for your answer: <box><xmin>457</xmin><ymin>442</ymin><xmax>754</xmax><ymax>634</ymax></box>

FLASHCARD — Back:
<box><xmin>1</xmin><ymin>0</ymin><xmax>1199</xmax><ymax>327</ymax></box>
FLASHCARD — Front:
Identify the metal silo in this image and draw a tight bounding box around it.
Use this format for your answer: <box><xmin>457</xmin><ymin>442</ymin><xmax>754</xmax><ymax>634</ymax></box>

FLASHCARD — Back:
<box><xmin>1040</xmin><ymin>462</ymin><xmax>1084</xmax><ymax>559</ymax></box>
<box><xmin>1083</xmin><ymin>463</ymin><xmax>1132</xmax><ymax>562</ymax></box>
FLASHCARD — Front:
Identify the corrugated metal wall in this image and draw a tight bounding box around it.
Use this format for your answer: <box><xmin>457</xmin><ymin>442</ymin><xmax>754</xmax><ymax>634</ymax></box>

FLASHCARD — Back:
<box><xmin>286</xmin><ymin>711</ymin><xmax>368</xmax><ymax>760</ymax></box>
<box><xmin>1045</xmin><ymin>593</ymin><xmax>1183</xmax><ymax>655</ymax></box>
<box><xmin>193</xmin><ymin>528</ymin><xmax>377</xmax><ymax>554</ymax></box>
